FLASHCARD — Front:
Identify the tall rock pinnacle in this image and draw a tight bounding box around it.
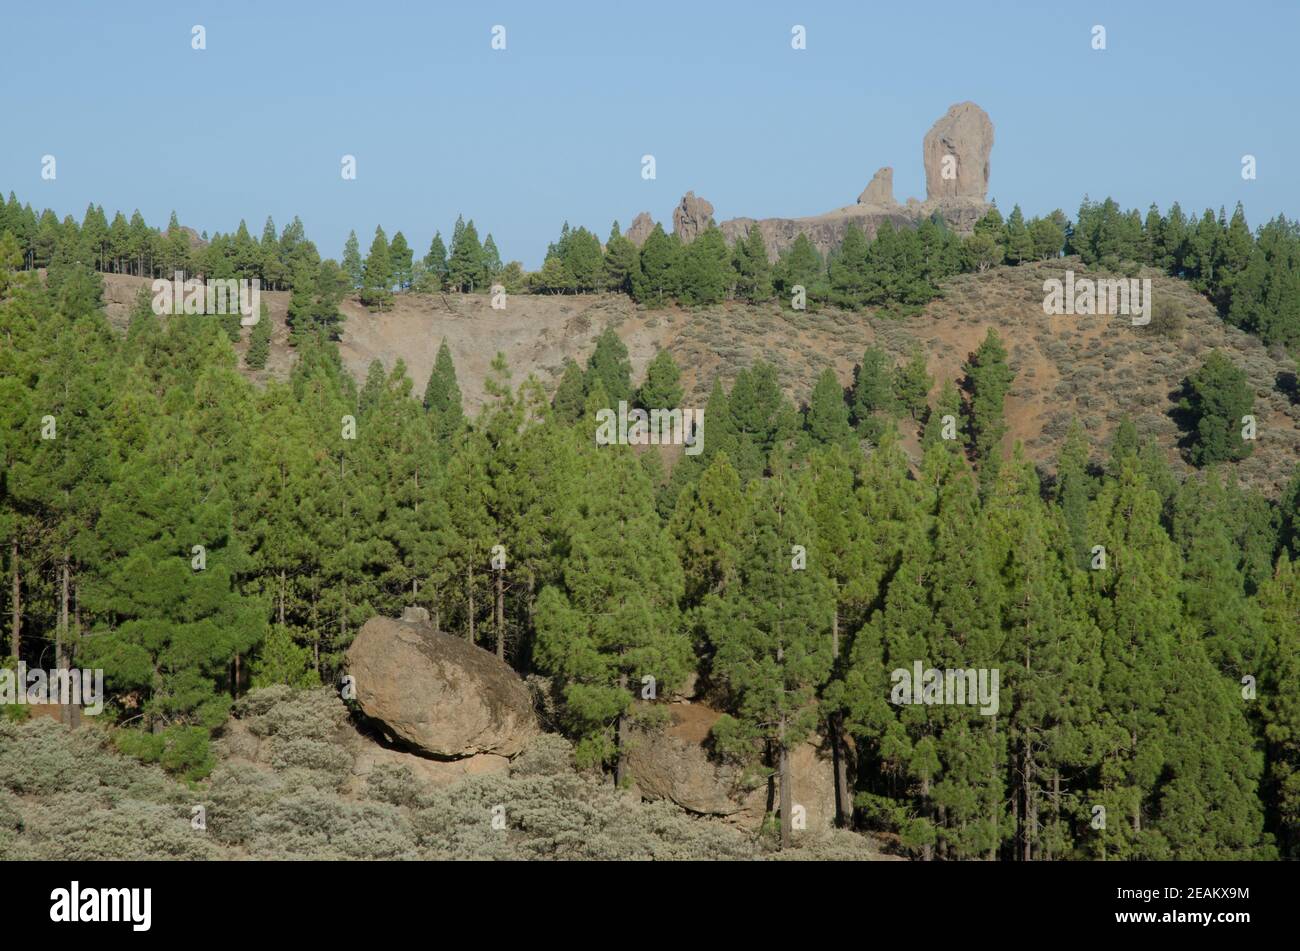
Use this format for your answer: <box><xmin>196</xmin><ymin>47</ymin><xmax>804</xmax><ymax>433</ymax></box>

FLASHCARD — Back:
<box><xmin>922</xmin><ymin>101</ymin><xmax>994</xmax><ymax>202</ymax></box>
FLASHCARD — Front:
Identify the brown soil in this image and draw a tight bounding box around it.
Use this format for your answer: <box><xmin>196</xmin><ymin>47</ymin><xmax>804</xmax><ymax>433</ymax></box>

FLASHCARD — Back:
<box><xmin>99</xmin><ymin>258</ymin><xmax>1300</xmax><ymax>497</ymax></box>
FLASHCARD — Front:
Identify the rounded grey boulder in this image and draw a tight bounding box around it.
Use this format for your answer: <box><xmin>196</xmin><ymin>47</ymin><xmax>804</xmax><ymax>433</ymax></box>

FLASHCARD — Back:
<box><xmin>347</xmin><ymin>613</ymin><xmax>537</xmax><ymax>759</ymax></box>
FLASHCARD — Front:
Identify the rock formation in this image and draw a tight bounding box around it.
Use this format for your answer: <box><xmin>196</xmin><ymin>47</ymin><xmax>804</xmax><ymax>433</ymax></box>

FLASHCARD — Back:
<box><xmin>346</xmin><ymin>609</ymin><xmax>538</xmax><ymax>759</ymax></box>
<box><xmin>703</xmin><ymin>102</ymin><xmax>994</xmax><ymax>260</ymax></box>
<box><xmin>719</xmin><ymin>205</ymin><xmax>915</xmax><ymax>263</ymax></box>
<box><xmin>923</xmin><ymin>101</ymin><xmax>993</xmax><ymax>202</ymax></box>
<box><xmin>624</xmin><ymin>211</ymin><xmax>656</xmax><ymax>247</ymax></box>
<box><xmin>857</xmin><ymin>166</ymin><xmax>897</xmax><ymax>207</ymax></box>
<box><xmin>623</xmin><ymin>703</ymin><xmax>839</xmax><ymax>832</ymax></box>
<box><xmin>672</xmin><ymin>191</ymin><xmax>715</xmax><ymax>244</ymax></box>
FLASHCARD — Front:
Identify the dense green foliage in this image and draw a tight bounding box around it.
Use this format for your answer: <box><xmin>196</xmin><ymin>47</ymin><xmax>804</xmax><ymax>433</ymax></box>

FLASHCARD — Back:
<box><xmin>1180</xmin><ymin>351</ymin><xmax>1256</xmax><ymax>465</ymax></box>
<box><xmin>1070</xmin><ymin>197</ymin><xmax>1300</xmax><ymax>351</ymax></box>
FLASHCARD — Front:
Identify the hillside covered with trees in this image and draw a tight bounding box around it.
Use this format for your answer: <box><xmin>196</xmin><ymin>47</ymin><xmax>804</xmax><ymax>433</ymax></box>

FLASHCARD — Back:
<box><xmin>2</xmin><ymin>189</ymin><xmax>1300</xmax><ymax>861</ymax></box>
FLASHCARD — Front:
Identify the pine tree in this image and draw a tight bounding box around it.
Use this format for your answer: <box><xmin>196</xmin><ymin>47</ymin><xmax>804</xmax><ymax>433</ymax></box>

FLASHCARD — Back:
<box><xmin>435</xmin><ymin>431</ymin><xmax>494</xmax><ymax>645</ymax></box>
<box><xmin>922</xmin><ymin>379</ymin><xmax>966</xmax><ymax>451</ymax></box>
<box><xmin>726</xmin><ymin>363</ymin><xmax>798</xmax><ymax>483</ymax></box>
<box><xmin>678</xmin><ymin>226</ymin><xmax>732</xmax><ymax>305</ymax></box>
<box><xmin>805</xmin><ymin>443</ymin><xmax>876</xmax><ymax>822</ymax></box>
<box><xmin>774</xmin><ymin>233</ymin><xmax>826</xmax><ymax>306</ymax></box>
<box><xmin>829</xmin><ymin>223</ymin><xmax>871</xmax><ymax>307</ymax></box>
<box><xmin>962</xmin><ymin>329</ymin><xmax>1015</xmax><ymax>481</ymax></box>
<box><xmin>423</xmin><ymin>339</ymin><xmax>465</xmax><ymax>449</ymax></box>
<box><xmin>423</xmin><ymin>232</ymin><xmax>448</xmax><ymax>291</ymax></box>
<box><xmin>603</xmin><ymin>225</ymin><xmax>642</xmax><ymax>295</ymax></box>
<box><xmin>247</xmin><ymin>381</ymin><xmax>323</xmax><ymax>638</ymax></box>
<box><xmin>361</xmin><ymin>226</ymin><xmax>393</xmax><ymax>311</ymax></box>
<box><xmin>637</xmin><ymin>349</ymin><xmax>683</xmax><ymax>410</ymax></box>
<box><xmin>851</xmin><ymin>346</ymin><xmax>897</xmax><ymax>440</ymax></box>
<box><xmin>532</xmin><ymin>253</ymin><xmax>573</xmax><ymax>294</ymax></box>
<box><xmin>669</xmin><ymin>451</ymin><xmax>745</xmax><ymax>606</ymax></box>
<box><xmin>584</xmin><ymin>326</ymin><xmax>632</xmax><ymax>405</ymax></box>
<box><xmin>389</xmin><ymin>231</ymin><xmax>413</xmax><ymax>290</ymax></box>
<box><xmin>551</xmin><ymin>358</ymin><xmax>587</xmax><ymax>424</ymax></box>
<box><xmin>244</xmin><ymin>303</ymin><xmax>272</xmax><ymax>369</ymax></box>
<box><xmin>286</xmin><ymin>260</ymin><xmax>318</xmax><ymax>339</ymax></box>
<box><xmin>733</xmin><ymin>226</ymin><xmax>772</xmax><ymax>303</ymax></box>
<box><xmin>1083</xmin><ymin>459</ymin><xmax>1265</xmax><ymax>858</ymax></box>
<box><xmin>13</xmin><ymin>294</ymin><xmax>119</xmax><ymax>725</ymax></box>
<box><xmin>1055</xmin><ymin>418</ymin><xmax>1092</xmax><ymax>569</ymax></box>
<box><xmin>1003</xmin><ymin>205</ymin><xmax>1034</xmax><ymax>264</ymax></box>
<box><xmin>1171</xmin><ymin>473</ymin><xmax>1266</xmax><ymax>678</ymax></box>
<box><xmin>805</xmin><ymin>368</ymin><xmax>853</xmax><ymax>448</ymax></box>
<box><xmin>701</xmin><ymin>471</ymin><xmax>835</xmax><ymax>848</ymax></box>
<box><xmin>893</xmin><ymin>348</ymin><xmax>933</xmax><ymax>422</ymax></box>
<box><xmin>985</xmin><ymin>455</ymin><xmax>1103</xmax><ymax>860</ymax></box>
<box><xmin>80</xmin><ymin>354</ymin><xmax>264</xmax><ymax>732</ymax></box>
<box><xmin>635</xmin><ymin>224</ymin><xmax>680</xmax><ymax>304</ymax></box>
<box><xmin>559</xmin><ymin>226</ymin><xmax>603</xmax><ymax>292</ymax></box>
<box><xmin>963</xmin><ymin>233</ymin><xmax>1002</xmax><ymax>273</ymax></box>
<box><xmin>918</xmin><ymin>451</ymin><xmax>1008</xmax><ymax>860</ymax></box>
<box><xmin>1260</xmin><ymin>553</ymin><xmax>1300</xmax><ymax>855</ymax></box>
<box><xmin>1029</xmin><ymin>215</ymin><xmax>1066</xmax><ymax>261</ymax></box>
<box><xmin>535</xmin><ymin>445</ymin><xmax>690</xmax><ymax>782</ymax></box>
<box><xmin>342</xmin><ymin>230</ymin><xmax>364</xmax><ymax>289</ymax></box>
<box><xmin>481</xmin><ymin>234</ymin><xmax>502</xmax><ymax>282</ymax></box>
<box><xmin>448</xmin><ymin>217</ymin><xmax>485</xmax><ymax>292</ymax></box>
<box><xmin>1179</xmin><ymin>350</ymin><xmax>1254</xmax><ymax>465</ymax></box>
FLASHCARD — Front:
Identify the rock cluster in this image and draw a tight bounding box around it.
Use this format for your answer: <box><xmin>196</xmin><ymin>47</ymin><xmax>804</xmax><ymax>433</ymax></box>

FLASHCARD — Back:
<box><xmin>695</xmin><ymin>101</ymin><xmax>995</xmax><ymax>260</ymax></box>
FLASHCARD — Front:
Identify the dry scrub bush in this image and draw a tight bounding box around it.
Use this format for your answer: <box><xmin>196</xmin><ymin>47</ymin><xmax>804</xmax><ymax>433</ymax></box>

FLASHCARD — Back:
<box><xmin>0</xmin><ymin>690</ymin><xmax>883</xmax><ymax>862</ymax></box>
<box><xmin>16</xmin><ymin>793</ymin><xmax>221</xmax><ymax>861</ymax></box>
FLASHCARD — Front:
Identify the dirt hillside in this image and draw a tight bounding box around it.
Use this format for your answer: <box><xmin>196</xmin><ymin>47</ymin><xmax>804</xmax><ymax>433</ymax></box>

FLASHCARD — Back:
<box><xmin>99</xmin><ymin>262</ymin><xmax>1300</xmax><ymax>497</ymax></box>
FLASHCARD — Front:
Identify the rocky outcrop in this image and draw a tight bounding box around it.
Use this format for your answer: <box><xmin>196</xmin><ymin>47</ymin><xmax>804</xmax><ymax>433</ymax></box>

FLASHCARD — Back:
<box><xmin>672</xmin><ymin>191</ymin><xmax>715</xmax><ymax>244</ymax></box>
<box><xmin>709</xmin><ymin>102</ymin><xmax>995</xmax><ymax>261</ymax></box>
<box><xmin>923</xmin><ymin>101</ymin><xmax>993</xmax><ymax>202</ymax></box>
<box><xmin>623</xmin><ymin>703</ymin><xmax>838</xmax><ymax>833</ymax></box>
<box><xmin>857</xmin><ymin>167</ymin><xmax>897</xmax><ymax>207</ymax></box>
<box><xmin>624</xmin><ymin>212</ymin><xmax>656</xmax><ymax>247</ymax></box>
<box><xmin>719</xmin><ymin>207</ymin><xmax>916</xmax><ymax>262</ymax></box>
<box><xmin>346</xmin><ymin>610</ymin><xmax>538</xmax><ymax>759</ymax></box>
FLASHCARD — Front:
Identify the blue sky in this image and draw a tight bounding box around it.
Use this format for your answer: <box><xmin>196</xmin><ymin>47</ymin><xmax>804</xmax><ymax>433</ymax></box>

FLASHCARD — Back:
<box><xmin>2</xmin><ymin>0</ymin><xmax>1296</xmax><ymax>268</ymax></box>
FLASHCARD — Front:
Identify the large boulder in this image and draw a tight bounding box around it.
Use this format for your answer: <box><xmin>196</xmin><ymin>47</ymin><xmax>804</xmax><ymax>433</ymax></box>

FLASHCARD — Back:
<box><xmin>346</xmin><ymin>611</ymin><xmax>538</xmax><ymax>759</ymax></box>
<box><xmin>922</xmin><ymin>101</ymin><xmax>994</xmax><ymax>202</ymax></box>
<box><xmin>624</xmin><ymin>703</ymin><xmax>839</xmax><ymax>833</ymax></box>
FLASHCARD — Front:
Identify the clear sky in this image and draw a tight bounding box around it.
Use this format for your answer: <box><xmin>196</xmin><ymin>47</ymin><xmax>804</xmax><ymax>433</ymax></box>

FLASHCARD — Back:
<box><xmin>2</xmin><ymin>0</ymin><xmax>1296</xmax><ymax>268</ymax></box>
